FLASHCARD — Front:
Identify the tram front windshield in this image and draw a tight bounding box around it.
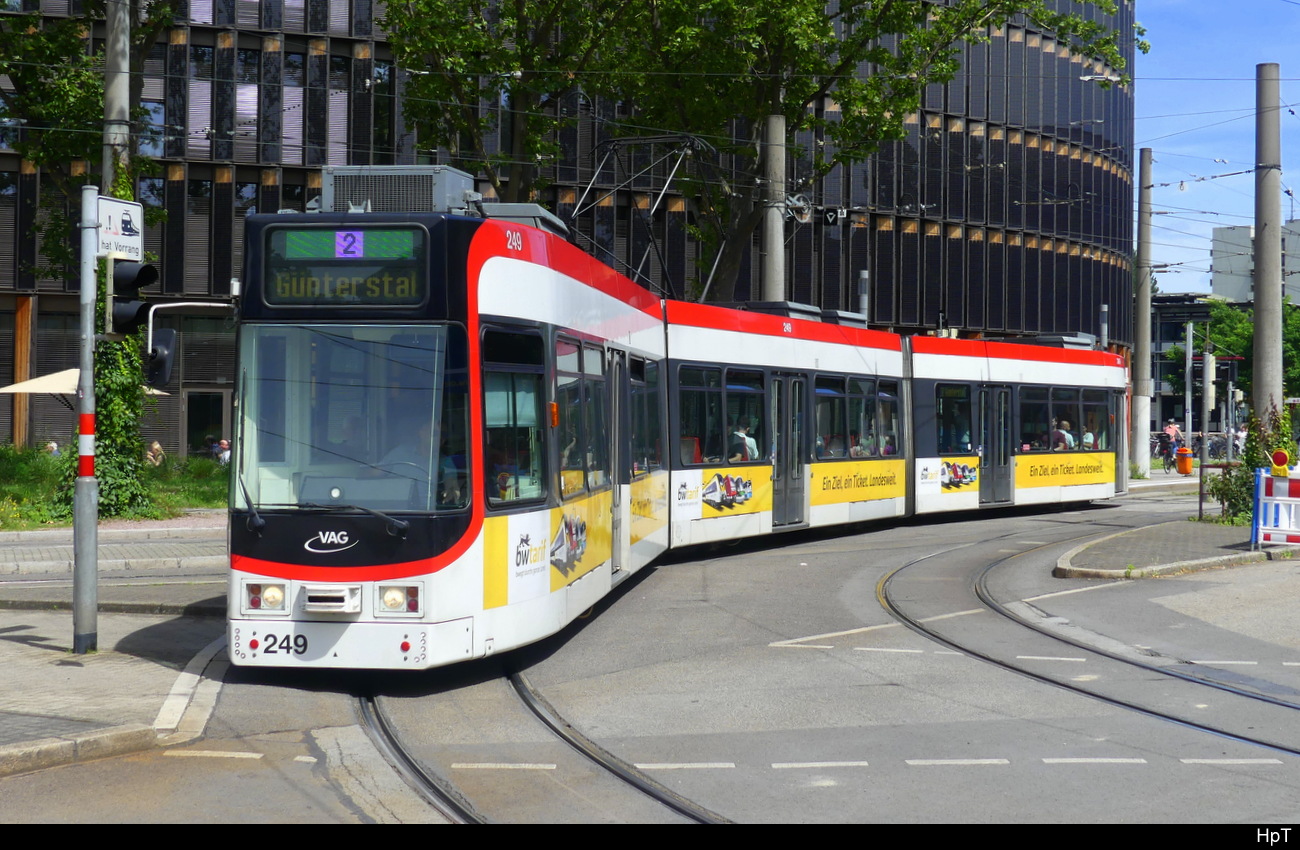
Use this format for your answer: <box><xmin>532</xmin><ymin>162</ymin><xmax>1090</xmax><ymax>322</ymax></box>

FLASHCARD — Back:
<box><xmin>234</xmin><ymin>324</ymin><xmax>469</xmax><ymax>514</ymax></box>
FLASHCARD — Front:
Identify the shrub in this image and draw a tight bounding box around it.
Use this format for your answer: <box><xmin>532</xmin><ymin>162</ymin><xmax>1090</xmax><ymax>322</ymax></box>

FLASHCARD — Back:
<box><xmin>1205</xmin><ymin>404</ymin><xmax>1294</xmax><ymax>520</ymax></box>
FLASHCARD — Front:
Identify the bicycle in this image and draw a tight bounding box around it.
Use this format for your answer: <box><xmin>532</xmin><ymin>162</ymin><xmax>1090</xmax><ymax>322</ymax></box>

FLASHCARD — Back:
<box><xmin>1156</xmin><ymin>433</ymin><xmax>1176</xmax><ymax>474</ymax></box>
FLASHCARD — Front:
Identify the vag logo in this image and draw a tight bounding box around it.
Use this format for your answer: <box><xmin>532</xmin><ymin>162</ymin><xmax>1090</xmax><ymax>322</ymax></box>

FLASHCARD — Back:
<box><xmin>304</xmin><ymin>530</ymin><xmax>358</xmax><ymax>554</ymax></box>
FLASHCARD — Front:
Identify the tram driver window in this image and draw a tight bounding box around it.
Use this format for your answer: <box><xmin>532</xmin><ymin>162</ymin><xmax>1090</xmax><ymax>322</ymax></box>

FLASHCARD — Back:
<box><xmin>483</xmin><ymin>329</ymin><xmax>545</xmax><ymax>506</ymax></box>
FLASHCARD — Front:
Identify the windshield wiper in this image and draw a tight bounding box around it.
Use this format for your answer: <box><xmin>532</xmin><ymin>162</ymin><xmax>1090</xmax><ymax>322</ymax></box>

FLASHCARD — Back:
<box><xmin>237</xmin><ymin>476</ymin><xmax>266</xmax><ymax>536</ymax></box>
<box><xmin>298</xmin><ymin>502</ymin><xmax>410</xmax><ymax>539</ymax></box>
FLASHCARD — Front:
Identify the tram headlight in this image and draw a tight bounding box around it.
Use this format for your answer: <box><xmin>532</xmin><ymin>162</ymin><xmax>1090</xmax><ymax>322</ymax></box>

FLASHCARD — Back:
<box><xmin>262</xmin><ymin>584</ymin><xmax>286</xmax><ymax>610</ymax></box>
<box><xmin>377</xmin><ymin>584</ymin><xmax>422</xmax><ymax>616</ymax></box>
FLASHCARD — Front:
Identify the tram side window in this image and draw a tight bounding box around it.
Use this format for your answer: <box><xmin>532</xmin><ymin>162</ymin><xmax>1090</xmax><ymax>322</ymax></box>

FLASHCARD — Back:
<box><xmin>815</xmin><ymin>376</ymin><xmax>847</xmax><ymax>458</ymax></box>
<box><xmin>1020</xmin><ymin>387</ymin><xmax>1052</xmax><ymax>451</ymax></box>
<box><xmin>848</xmin><ymin>378</ymin><xmax>877</xmax><ymax>457</ymax></box>
<box><xmin>936</xmin><ymin>384</ymin><xmax>974</xmax><ymax>454</ymax></box>
<box><xmin>1018</xmin><ymin>386</ymin><xmax>1087</xmax><ymax>453</ymax></box>
<box><xmin>483</xmin><ymin>329</ymin><xmax>545</xmax><ymax>506</ymax></box>
<box><xmin>1053</xmin><ymin>388</ymin><xmax>1082</xmax><ymax>451</ymax></box>
<box><xmin>726</xmin><ymin>369</ymin><xmax>765</xmax><ymax>463</ymax></box>
<box><xmin>631</xmin><ymin>359</ymin><xmax>663</xmax><ymax>474</ymax></box>
<box><xmin>878</xmin><ymin>380</ymin><xmax>903</xmax><ymax>456</ymax></box>
<box><xmin>678</xmin><ymin>366</ymin><xmax>723</xmax><ymax>465</ymax></box>
<box><xmin>1082</xmin><ymin>389</ymin><xmax>1110</xmax><ymax>450</ymax></box>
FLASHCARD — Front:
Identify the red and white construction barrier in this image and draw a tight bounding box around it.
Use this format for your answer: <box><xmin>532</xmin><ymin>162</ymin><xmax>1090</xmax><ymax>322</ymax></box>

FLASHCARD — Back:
<box><xmin>1253</xmin><ymin>468</ymin><xmax>1300</xmax><ymax>547</ymax></box>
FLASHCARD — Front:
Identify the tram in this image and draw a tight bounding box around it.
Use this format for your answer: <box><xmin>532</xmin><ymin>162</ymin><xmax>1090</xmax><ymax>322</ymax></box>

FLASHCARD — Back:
<box><xmin>227</xmin><ymin>170</ymin><xmax>1127</xmax><ymax>670</ymax></box>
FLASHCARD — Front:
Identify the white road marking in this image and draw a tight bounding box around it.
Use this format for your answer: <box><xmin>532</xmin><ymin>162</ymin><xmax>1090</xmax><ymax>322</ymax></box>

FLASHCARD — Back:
<box><xmin>1180</xmin><ymin>758</ymin><xmax>1284</xmax><ymax>765</ymax></box>
<box><xmin>1016</xmin><ymin>655</ymin><xmax>1087</xmax><ymax>662</ymax></box>
<box><xmin>772</xmin><ymin>761</ymin><xmax>870</xmax><ymax>769</ymax></box>
<box><xmin>769</xmin><ymin>622</ymin><xmax>898</xmax><ymax>647</ymax></box>
<box><xmin>919</xmin><ymin>609</ymin><xmax>984</xmax><ymax>623</ymax></box>
<box><xmin>451</xmin><ymin>763</ymin><xmax>557</xmax><ymax>770</ymax></box>
<box><xmin>1023</xmin><ymin>582</ymin><xmax>1135</xmax><ymax>602</ymax></box>
<box><xmin>770</xmin><ymin>609</ymin><xmax>981</xmax><ymax>648</ymax></box>
<box><xmin>853</xmin><ymin>647</ymin><xmax>924</xmax><ymax>653</ymax></box>
<box><xmin>1042</xmin><ymin>758</ymin><xmax>1147</xmax><ymax>764</ymax></box>
<box><xmin>905</xmin><ymin>759</ymin><xmax>1009</xmax><ymax>766</ymax></box>
<box><xmin>635</xmin><ymin>762</ymin><xmax>736</xmax><ymax>770</ymax></box>
<box><xmin>165</xmin><ymin>750</ymin><xmax>263</xmax><ymax>759</ymax></box>
<box><xmin>1189</xmin><ymin>660</ymin><xmax>1258</xmax><ymax>666</ymax></box>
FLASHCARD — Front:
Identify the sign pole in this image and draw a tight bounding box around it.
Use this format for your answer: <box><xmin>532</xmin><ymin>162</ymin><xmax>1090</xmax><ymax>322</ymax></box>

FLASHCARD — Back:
<box><xmin>74</xmin><ymin>185</ymin><xmax>100</xmax><ymax>654</ymax></box>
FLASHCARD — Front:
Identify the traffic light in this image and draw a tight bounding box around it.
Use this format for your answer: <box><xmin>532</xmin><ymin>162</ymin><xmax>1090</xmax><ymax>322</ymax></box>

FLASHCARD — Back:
<box><xmin>107</xmin><ymin>260</ymin><xmax>158</xmax><ymax>336</ymax></box>
<box><xmin>147</xmin><ymin>328</ymin><xmax>177</xmax><ymax>388</ymax></box>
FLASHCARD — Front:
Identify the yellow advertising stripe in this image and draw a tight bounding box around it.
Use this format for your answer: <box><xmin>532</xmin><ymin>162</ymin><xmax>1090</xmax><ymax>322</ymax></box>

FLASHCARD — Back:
<box><xmin>1015</xmin><ymin>453</ymin><xmax>1115</xmax><ymax>489</ymax></box>
<box><xmin>810</xmin><ymin>459</ymin><xmax>906</xmax><ymax>506</ymax></box>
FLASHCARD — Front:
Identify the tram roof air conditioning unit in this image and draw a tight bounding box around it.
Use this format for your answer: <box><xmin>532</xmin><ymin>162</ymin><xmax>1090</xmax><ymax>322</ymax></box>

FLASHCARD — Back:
<box><xmin>320</xmin><ymin>166</ymin><xmax>569</xmax><ymax>238</ymax></box>
<box><xmin>321</xmin><ymin>165</ymin><xmax>477</xmax><ymax>215</ymax></box>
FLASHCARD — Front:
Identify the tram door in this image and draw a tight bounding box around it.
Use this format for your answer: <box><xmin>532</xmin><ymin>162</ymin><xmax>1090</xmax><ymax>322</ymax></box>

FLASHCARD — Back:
<box><xmin>771</xmin><ymin>373</ymin><xmax>807</xmax><ymax>527</ymax></box>
<box><xmin>609</xmin><ymin>349</ymin><xmax>629</xmax><ymax>575</ymax></box>
<box><xmin>979</xmin><ymin>385</ymin><xmax>1012</xmax><ymax>504</ymax></box>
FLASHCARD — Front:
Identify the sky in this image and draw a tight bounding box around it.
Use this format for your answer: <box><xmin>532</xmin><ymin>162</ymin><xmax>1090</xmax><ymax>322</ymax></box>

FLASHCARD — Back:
<box><xmin>1134</xmin><ymin>0</ymin><xmax>1300</xmax><ymax>294</ymax></box>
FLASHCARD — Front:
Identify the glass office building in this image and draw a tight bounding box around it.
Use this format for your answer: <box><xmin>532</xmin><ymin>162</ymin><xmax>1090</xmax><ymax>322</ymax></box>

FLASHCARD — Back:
<box><xmin>0</xmin><ymin>0</ymin><xmax>1134</xmax><ymax>451</ymax></box>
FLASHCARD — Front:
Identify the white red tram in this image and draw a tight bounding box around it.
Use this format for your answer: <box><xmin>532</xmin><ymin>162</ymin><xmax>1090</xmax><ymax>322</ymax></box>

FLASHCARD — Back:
<box><xmin>227</xmin><ymin>192</ymin><xmax>1127</xmax><ymax>670</ymax></box>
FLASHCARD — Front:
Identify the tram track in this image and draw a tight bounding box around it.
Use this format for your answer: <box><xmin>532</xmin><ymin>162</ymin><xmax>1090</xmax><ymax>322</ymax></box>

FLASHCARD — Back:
<box><xmin>877</xmin><ymin>530</ymin><xmax>1300</xmax><ymax>759</ymax></box>
<box><xmin>357</xmin><ymin>694</ymin><xmax>483</xmax><ymax>824</ymax></box>
<box><xmin>357</xmin><ymin>667</ymin><xmax>730</xmax><ymax>824</ymax></box>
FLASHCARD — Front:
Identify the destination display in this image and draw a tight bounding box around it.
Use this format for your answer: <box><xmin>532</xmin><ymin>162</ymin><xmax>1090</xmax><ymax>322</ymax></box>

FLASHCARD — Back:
<box><xmin>263</xmin><ymin>226</ymin><xmax>427</xmax><ymax>306</ymax></box>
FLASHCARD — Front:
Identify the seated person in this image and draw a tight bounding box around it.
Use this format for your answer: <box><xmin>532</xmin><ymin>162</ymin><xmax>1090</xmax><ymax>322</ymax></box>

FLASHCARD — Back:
<box><xmin>729</xmin><ymin>421</ymin><xmax>759</xmax><ymax>462</ymax></box>
<box><xmin>373</xmin><ymin>417</ymin><xmax>463</xmax><ymax>505</ymax></box>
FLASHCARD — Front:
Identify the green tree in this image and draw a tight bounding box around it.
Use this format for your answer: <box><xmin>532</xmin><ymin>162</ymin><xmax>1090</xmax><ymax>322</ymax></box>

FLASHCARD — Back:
<box><xmin>1207</xmin><ymin>300</ymin><xmax>1254</xmax><ymax>400</ymax></box>
<box><xmin>382</xmin><ymin>0</ymin><xmax>1142</xmax><ymax>301</ymax></box>
<box><xmin>1207</xmin><ymin>403</ymin><xmax>1293</xmax><ymax>520</ymax></box>
<box><xmin>1</xmin><ymin>3</ymin><xmax>174</xmax><ymax>516</ymax></box>
<box><xmin>607</xmin><ymin>1</ymin><xmax>1137</xmax><ymax>300</ymax></box>
<box><xmin>1203</xmin><ymin>298</ymin><xmax>1300</xmax><ymax>405</ymax></box>
<box><xmin>383</xmin><ymin>0</ymin><xmax>624</xmax><ymax>204</ymax></box>
<box><xmin>0</xmin><ymin>9</ymin><xmax>104</xmax><ymax>204</ymax></box>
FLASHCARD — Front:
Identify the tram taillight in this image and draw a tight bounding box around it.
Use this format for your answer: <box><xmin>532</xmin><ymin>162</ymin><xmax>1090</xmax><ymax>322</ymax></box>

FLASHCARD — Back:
<box><xmin>379</xmin><ymin>584</ymin><xmax>421</xmax><ymax>615</ymax></box>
